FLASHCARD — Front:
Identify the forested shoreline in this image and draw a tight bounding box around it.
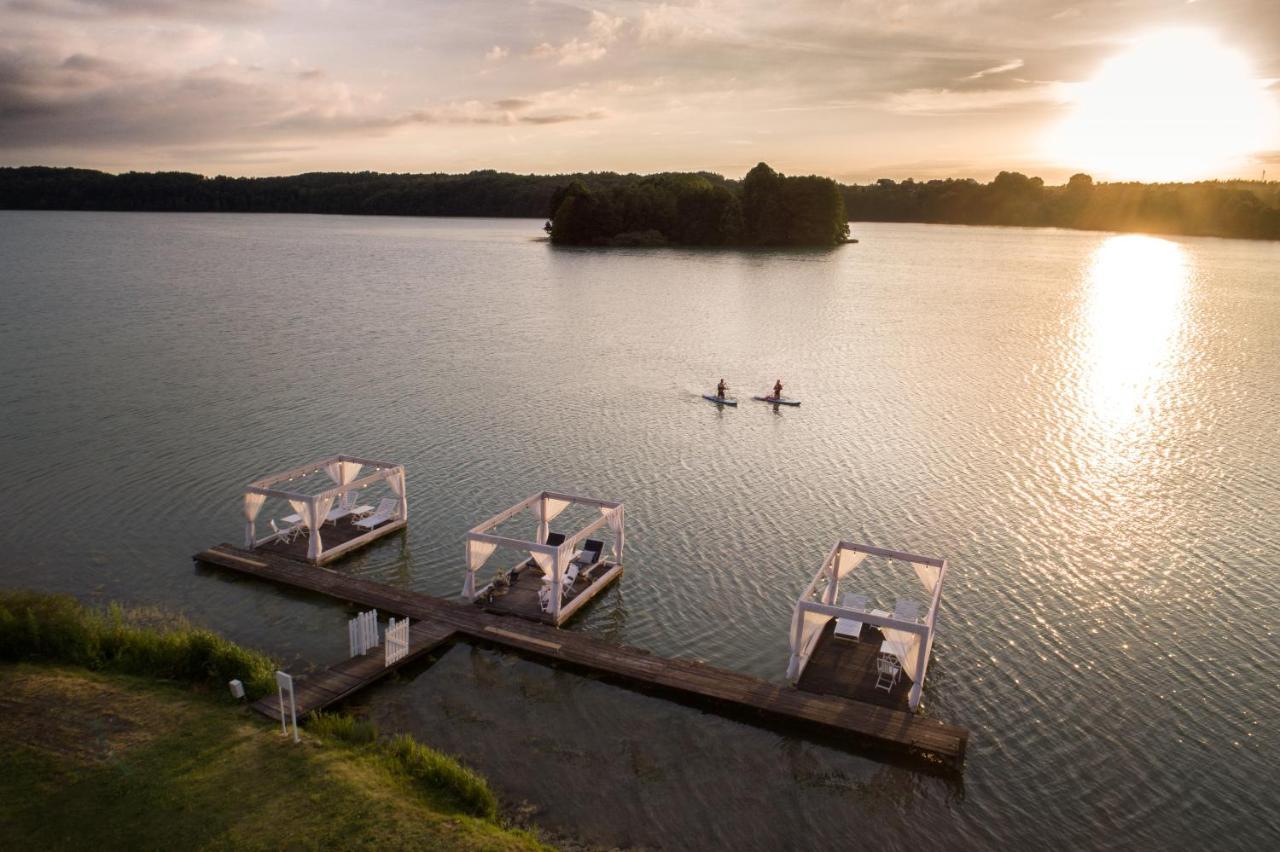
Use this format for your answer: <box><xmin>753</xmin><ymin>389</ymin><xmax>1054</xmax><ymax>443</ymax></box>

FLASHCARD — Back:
<box><xmin>2</xmin><ymin>164</ymin><xmax>1278</xmax><ymax>242</ymax></box>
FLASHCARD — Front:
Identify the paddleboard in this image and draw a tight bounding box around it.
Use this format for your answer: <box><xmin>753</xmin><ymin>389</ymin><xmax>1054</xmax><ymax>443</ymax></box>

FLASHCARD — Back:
<box><xmin>703</xmin><ymin>394</ymin><xmax>738</xmax><ymax>406</ymax></box>
<box><xmin>753</xmin><ymin>395</ymin><xmax>801</xmax><ymax>407</ymax></box>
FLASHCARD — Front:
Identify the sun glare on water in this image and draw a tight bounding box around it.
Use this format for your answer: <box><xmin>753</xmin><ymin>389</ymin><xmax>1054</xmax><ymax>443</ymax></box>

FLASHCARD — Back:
<box><xmin>1047</xmin><ymin>29</ymin><xmax>1279</xmax><ymax>182</ymax></box>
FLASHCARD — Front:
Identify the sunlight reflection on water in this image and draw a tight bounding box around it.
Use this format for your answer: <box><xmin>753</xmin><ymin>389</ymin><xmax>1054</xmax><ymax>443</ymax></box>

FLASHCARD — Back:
<box><xmin>1078</xmin><ymin>234</ymin><xmax>1189</xmax><ymax>446</ymax></box>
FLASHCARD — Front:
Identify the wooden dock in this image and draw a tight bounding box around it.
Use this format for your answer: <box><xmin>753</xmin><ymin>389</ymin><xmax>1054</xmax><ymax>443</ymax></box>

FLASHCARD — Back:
<box><xmin>252</xmin><ymin>619</ymin><xmax>455</xmax><ymax>721</ymax></box>
<box><xmin>197</xmin><ymin>543</ymin><xmax>968</xmax><ymax>766</ymax></box>
<box><xmin>480</xmin><ymin>559</ymin><xmax>624</xmax><ymax>626</ymax></box>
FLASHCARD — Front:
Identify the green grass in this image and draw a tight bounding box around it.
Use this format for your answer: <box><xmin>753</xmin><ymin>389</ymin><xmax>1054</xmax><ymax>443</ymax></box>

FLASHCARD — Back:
<box><xmin>305</xmin><ymin>713</ymin><xmax>499</xmax><ymax>820</ymax></box>
<box><xmin>0</xmin><ymin>590</ymin><xmax>276</xmax><ymax>698</ymax></box>
<box><xmin>0</xmin><ymin>664</ymin><xmax>549</xmax><ymax>851</ymax></box>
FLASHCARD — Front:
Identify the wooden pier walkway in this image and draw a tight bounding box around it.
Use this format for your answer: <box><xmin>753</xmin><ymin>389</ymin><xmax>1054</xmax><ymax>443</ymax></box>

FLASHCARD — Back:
<box><xmin>252</xmin><ymin>619</ymin><xmax>456</xmax><ymax>721</ymax></box>
<box><xmin>197</xmin><ymin>543</ymin><xmax>968</xmax><ymax>766</ymax></box>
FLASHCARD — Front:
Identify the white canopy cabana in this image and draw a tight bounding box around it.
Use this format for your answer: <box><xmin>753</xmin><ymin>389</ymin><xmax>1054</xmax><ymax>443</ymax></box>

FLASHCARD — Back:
<box><xmin>786</xmin><ymin>541</ymin><xmax>947</xmax><ymax>711</ymax></box>
<box><xmin>242</xmin><ymin>454</ymin><xmax>408</xmax><ymax>564</ymax></box>
<box><xmin>462</xmin><ymin>490</ymin><xmax>625</xmax><ymax>621</ymax></box>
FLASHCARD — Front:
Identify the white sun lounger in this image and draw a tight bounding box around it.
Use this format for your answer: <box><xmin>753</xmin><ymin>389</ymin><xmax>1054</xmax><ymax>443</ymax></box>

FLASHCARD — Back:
<box><xmin>833</xmin><ymin>593</ymin><xmax>868</xmax><ymax>640</ymax></box>
<box><xmin>354</xmin><ymin>497</ymin><xmax>398</xmax><ymax>530</ymax></box>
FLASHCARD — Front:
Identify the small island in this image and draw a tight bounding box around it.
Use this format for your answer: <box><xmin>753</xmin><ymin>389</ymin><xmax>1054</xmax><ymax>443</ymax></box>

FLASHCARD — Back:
<box><xmin>545</xmin><ymin>162</ymin><xmax>850</xmax><ymax>248</ymax></box>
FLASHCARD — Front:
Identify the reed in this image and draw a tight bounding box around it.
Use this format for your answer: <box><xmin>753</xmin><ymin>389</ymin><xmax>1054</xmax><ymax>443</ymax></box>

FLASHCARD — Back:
<box><xmin>0</xmin><ymin>589</ymin><xmax>276</xmax><ymax>699</ymax></box>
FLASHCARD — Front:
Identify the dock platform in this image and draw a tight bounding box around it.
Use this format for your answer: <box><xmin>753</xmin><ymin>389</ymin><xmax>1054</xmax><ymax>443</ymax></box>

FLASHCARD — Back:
<box><xmin>197</xmin><ymin>543</ymin><xmax>968</xmax><ymax>767</ymax></box>
<box><xmin>253</xmin><ymin>619</ymin><xmax>455</xmax><ymax>721</ymax></box>
<box><xmin>480</xmin><ymin>560</ymin><xmax>624</xmax><ymax>625</ymax></box>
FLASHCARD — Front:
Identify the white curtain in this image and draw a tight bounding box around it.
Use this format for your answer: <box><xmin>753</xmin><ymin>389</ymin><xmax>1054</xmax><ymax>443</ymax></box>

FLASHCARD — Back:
<box><xmin>912</xmin><ymin>561</ymin><xmax>940</xmax><ymax>601</ymax></box>
<box><xmin>536</xmin><ymin>496</ymin><xmax>572</xmax><ymax>543</ymax></box>
<box><xmin>323</xmin><ymin>460</ymin><xmax>359</xmax><ymax>485</ymax></box>
<box><xmin>463</xmin><ymin>539</ymin><xmax>498</xmax><ymax>599</ymax></box>
<box><xmin>243</xmin><ymin>492</ymin><xmax>267</xmax><ymax>547</ymax></box>
<box><xmin>528</xmin><ymin>549</ymin><xmax>554</xmax><ymax>581</ymax></box>
<box><xmin>881</xmin><ymin>626</ymin><xmax>922</xmax><ymax>678</ymax></box>
<box><xmin>385</xmin><ymin>468</ymin><xmax>407</xmax><ymax>519</ymax></box>
<box><xmin>834</xmin><ymin>547</ymin><xmax>867</xmax><ymax>579</ymax></box>
<box><xmin>308</xmin><ymin>494</ymin><xmax>336</xmax><ymax>560</ymax></box>
<box><xmin>600</xmin><ymin>505</ymin><xmax>624</xmax><ymax>560</ymax></box>
<box><xmin>786</xmin><ymin>608</ymin><xmax>830</xmax><ymax>681</ymax></box>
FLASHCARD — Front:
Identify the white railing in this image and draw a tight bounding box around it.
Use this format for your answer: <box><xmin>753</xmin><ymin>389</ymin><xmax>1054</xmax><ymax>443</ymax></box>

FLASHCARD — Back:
<box><xmin>384</xmin><ymin>617</ymin><xmax>410</xmax><ymax>666</ymax></box>
<box><xmin>348</xmin><ymin>609</ymin><xmax>379</xmax><ymax>657</ymax></box>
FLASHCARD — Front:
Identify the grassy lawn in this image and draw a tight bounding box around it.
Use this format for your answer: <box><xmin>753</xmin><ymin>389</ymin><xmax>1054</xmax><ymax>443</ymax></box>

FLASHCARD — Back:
<box><xmin>0</xmin><ymin>663</ymin><xmax>549</xmax><ymax>851</ymax></box>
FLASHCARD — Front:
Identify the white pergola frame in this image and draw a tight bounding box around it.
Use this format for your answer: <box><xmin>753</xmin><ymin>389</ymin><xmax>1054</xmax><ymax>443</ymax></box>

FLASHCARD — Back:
<box><xmin>462</xmin><ymin>490</ymin><xmax>625</xmax><ymax>621</ymax></box>
<box><xmin>241</xmin><ymin>454</ymin><xmax>408</xmax><ymax>564</ymax></box>
<box><xmin>786</xmin><ymin>541</ymin><xmax>948</xmax><ymax>711</ymax></box>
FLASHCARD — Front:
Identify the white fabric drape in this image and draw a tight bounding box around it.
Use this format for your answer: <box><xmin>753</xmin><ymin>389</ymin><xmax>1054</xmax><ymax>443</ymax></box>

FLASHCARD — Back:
<box><xmin>308</xmin><ymin>494</ymin><xmax>336</xmax><ymax>561</ymax></box>
<box><xmin>786</xmin><ymin>608</ymin><xmax>830</xmax><ymax>680</ymax></box>
<box><xmin>600</xmin><ymin>506</ymin><xmax>624</xmax><ymax>560</ymax></box>
<box><xmin>528</xmin><ymin>549</ymin><xmax>554</xmax><ymax>580</ymax></box>
<box><xmin>881</xmin><ymin>626</ymin><xmax>921</xmax><ymax>676</ymax></box>
<box><xmin>463</xmin><ymin>539</ymin><xmax>498</xmax><ymax>599</ymax></box>
<box><xmin>385</xmin><ymin>468</ymin><xmax>407</xmax><ymax>519</ymax></box>
<box><xmin>834</xmin><ymin>548</ymin><xmax>867</xmax><ymax>580</ymax></box>
<box><xmin>536</xmin><ymin>497</ymin><xmax>572</xmax><ymax>543</ymax></box>
<box><xmin>243</xmin><ymin>492</ymin><xmax>267</xmax><ymax>547</ymax></box>
<box><xmin>912</xmin><ymin>561</ymin><xmax>940</xmax><ymax>600</ymax></box>
<box><xmin>324</xmin><ymin>460</ymin><xmax>364</xmax><ymax>487</ymax></box>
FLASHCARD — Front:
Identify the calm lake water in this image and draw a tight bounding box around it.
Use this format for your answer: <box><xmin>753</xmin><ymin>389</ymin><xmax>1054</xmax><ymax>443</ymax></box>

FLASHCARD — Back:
<box><xmin>2</xmin><ymin>211</ymin><xmax>1278</xmax><ymax>850</ymax></box>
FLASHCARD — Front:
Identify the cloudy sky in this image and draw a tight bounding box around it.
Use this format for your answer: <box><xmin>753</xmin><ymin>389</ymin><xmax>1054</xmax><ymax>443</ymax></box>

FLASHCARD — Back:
<box><xmin>2</xmin><ymin>0</ymin><xmax>1278</xmax><ymax>182</ymax></box>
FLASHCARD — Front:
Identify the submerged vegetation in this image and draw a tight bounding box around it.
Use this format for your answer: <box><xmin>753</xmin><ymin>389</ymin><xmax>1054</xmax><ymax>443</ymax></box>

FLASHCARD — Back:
<box><xmin>0</xmin><ymin>590</ymin><xmax>276</xmax><ymax>698</ymax></box>
<box><xmin>3</xmin><ymin>163</ymin><xmax>1278</xmax><ymax>241</ymax></box>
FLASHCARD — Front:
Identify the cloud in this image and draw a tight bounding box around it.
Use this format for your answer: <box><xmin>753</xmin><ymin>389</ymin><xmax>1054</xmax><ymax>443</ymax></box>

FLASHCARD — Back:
<box><xmin>886</xmin><ymin>82</ymin><xmax>1066</xmax><ymax>115</ymax></box>
<box><xmin>485</xmin><ymin>45</ymin><xmax>507</xmax><ymax>62</ymax></box>
<box><xmin>964</xmin><ymin>59</ymin><xmax>1024</xmax><ymax>80</ymax></box>
<box><xmin>531</xmin><ymin>9</ymin><xmax>624</xmax><ymax>66</ymax></box>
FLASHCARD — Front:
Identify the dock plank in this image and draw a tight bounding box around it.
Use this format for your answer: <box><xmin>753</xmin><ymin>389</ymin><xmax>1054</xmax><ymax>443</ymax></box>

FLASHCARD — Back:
<box><xmin>199</xmin><ymin>544</ymin><xmax>967</xmax><ymax>766</ymax></box>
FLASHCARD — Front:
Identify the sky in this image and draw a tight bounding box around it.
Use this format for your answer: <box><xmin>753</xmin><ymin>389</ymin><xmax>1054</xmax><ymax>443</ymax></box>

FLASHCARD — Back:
<box><xmin>1</xmin><ymin>0</ymin><xmax>1278</xmax><ymax>183</ymax></box>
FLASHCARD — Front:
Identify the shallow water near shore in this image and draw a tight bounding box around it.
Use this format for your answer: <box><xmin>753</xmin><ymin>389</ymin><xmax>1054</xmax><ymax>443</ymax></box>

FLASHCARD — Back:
<box><xmin>2</xmin><ymin>211</ymin><xmax>1278</xmax><ymax>849</ymax></box>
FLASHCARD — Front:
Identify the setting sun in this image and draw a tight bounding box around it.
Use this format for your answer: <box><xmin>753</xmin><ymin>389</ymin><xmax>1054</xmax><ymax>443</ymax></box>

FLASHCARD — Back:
<box><xmin>1047</xmin><ymin>29</ymin><xmax>1279</xmax><ymax>182</ymax></box>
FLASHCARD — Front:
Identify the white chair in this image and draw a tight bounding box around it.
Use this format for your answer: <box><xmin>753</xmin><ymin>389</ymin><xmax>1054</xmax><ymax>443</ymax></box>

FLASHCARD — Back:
<box><xmin>894</xmin><ymin>599</ymin><xmax>920</xmax><ymax>623</ymax></box>
<box><xmin>538</xmin><ymin>564</ymin><xmax>581</xmax><ymax>613</ymax></box>
<box><xmin>269</xmin><ymin>518</ymin><xmax>297</xmax><ymax>543</ymax></box>
<box><xmin>354</xmin><ymin>498</ymin><xmax>398</xmax><ymax>530</ymax></box>
<box><xmin>875</xmin><ymin>653</ymin><xmax>901</xmax><ymax>693</ymax></box>
<box><xmin>833</xmin><ymin>593</ymin><xmax>868</xmax><ymax>640</ymax></box>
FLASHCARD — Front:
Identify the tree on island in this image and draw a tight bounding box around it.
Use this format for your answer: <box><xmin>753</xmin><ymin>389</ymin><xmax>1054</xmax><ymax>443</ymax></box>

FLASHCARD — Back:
<box><xmin>545</xmin><ymin>162</ymin><xmax>847</xmax><ymax>248</ymax></box>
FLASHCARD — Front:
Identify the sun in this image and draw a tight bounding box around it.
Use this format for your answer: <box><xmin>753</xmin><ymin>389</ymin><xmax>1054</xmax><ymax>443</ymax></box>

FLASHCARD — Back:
<box><xmin>1045</xmin><ymin>29</ymin><xmax>1279</xmax><ymax>182</ymax></box>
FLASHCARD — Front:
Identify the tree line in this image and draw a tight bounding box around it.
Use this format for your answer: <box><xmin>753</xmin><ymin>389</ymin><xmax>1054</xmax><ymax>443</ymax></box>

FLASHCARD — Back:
<box><xmin>2</xmin><ymin>164</ymin><xmax>1278</xmax><ymax>242</ymax></box>
<box><xmin>842</xmin><ymin>172</ymin><xmax>1280</xmax><ymax>241</ymax></box>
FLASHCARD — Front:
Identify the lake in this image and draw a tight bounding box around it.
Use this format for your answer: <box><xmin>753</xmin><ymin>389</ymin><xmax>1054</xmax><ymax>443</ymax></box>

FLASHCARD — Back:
<box><xmin>1</xmin><ymin>211</ymin><xmax>1277</xmax><ymax>850</ymax></box>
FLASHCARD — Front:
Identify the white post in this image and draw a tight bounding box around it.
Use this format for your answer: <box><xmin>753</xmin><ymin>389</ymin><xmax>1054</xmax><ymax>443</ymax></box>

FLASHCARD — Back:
<box><xmin>550</xmin><ymin>547</ymin><xmax>563</xmax><ymax>620</ymax></box>
<box><xmin>462</xmin><ymin>541</ymin><xmax>476</xmax><ymax>601</ymax></box>
<box><xmin>537</xmin><ymin>495</ymin><xmax>548</xmax><ymax>545</ymax></box>
<box><xmin>275</xmin><ymin>671</ymin><xmax>298</xmax><ymax>743</ymax></box>
<box><xmin>244</xmin><ymin>519</ymin><xmax>255</xmax><ymax>549</ymax></box>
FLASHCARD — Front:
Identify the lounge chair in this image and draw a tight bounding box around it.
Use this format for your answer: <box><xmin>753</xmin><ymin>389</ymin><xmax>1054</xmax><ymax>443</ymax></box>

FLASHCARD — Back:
<box><xmin>325</xmin><ymin>492</ymin><xmax>359</xmax><ymax>525</ymax></box>
<box><xmin>571</xmin><ymin>539</ymin><xmax>605</xmax><ymax>571</ymax></box>
<box><xmin>833</xmin><ymin>593</ymin><xmax>868</xmax><ymax>640</ymax></box>
<box><xmin>354</xmin><ymin>497</ymin><xmax>398</xmax><ymax>530</ymax></box>
<box><xmin>894</xmin><ymin>598</ymin><xmax>920</xmax><ymax>623</ymax></box>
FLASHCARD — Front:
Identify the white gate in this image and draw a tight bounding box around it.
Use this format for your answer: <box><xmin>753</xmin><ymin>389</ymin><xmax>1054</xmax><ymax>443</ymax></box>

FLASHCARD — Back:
<box><xmin>385</xmin><ymin>617</ymin><xmax>410</xmax><ymax>666</ymax></box>
<box><xmin>348</xmin><ymin>609</ymin><xmax>379</xmax><ymax>657</ymax></box>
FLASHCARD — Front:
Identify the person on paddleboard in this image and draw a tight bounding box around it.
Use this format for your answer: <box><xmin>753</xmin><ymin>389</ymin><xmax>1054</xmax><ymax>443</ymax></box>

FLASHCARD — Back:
<box><xmin>772</xmin><ymin>378</ymin><xmax>783</xmax><ymax>400</ymax></box>
<box><xmin>716</xmin><ymin>378</ymin><xmax>728</xmax><ymax>399</ymax></box>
